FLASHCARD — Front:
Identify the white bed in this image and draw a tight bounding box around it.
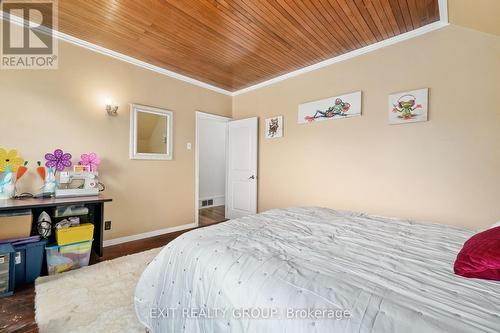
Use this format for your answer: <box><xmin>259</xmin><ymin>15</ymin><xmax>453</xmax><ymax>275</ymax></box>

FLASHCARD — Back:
<box><xmin>135</xmin><ymin>207</ymin><xmax>500</xmax><ymax>332</ymax></box>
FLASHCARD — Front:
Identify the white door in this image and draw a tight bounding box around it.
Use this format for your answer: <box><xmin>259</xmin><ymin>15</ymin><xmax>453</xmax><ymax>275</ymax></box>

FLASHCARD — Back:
<box><xmin>226</xmin><ymin>117</ymin><xmax>258</xmax><ymax>219</ymax></box>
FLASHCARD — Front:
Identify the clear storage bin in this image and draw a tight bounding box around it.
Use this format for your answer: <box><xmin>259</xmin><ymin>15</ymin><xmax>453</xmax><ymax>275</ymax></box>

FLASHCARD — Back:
<box><xmin>45</xmin><ymin>240</ymin><xmax>93</xmax><ymax>275</ymax></box>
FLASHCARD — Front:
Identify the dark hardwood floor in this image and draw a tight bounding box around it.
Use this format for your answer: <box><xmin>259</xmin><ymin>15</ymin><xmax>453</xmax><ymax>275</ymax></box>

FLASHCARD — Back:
<box><xmin>0</xmin><ymin>228</ymin><xmax>200</xmax><ymax>333</ymax></box>
<box><xmin>199</xmin><ymin>205</ymin><xmax>227</xmax><ymax>227</ymax></box>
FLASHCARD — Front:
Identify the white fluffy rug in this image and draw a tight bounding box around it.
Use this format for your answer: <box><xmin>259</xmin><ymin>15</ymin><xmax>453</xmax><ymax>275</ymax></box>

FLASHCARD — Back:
<box><xmin>35</xmin><ymin>247</ymin><xmax>161</xmax><ymax>333</ymax></box>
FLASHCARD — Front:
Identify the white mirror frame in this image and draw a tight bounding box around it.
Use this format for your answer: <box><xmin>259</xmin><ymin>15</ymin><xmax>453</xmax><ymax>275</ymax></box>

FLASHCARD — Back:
<box><xmin>130</xmin><ymin>103</ymin><xmax>173</xmax><ymax>160</ymax></box>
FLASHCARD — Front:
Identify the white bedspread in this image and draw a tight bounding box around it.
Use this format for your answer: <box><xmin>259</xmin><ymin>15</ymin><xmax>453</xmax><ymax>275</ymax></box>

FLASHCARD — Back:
<box><xmin>135</xmin><ymin>207</ymin><xmax>500</xmax><ymax>332</ymax></box>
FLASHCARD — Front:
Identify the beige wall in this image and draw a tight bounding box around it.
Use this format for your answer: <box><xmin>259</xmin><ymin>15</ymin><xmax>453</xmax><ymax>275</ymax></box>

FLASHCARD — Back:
<box><xmin>0</xmin><ymin>40</ymin><xmax>231</xmax><ymax>240</ymax></box>
<box><xmin>449</xmin><ymin>0</ymin><xmax>500</xmax><ymax>36</ymax></box>
<box><xmin>233</xmin><ymin>25</ymin><xmax>500</xmax><ymax>229</ymax></box>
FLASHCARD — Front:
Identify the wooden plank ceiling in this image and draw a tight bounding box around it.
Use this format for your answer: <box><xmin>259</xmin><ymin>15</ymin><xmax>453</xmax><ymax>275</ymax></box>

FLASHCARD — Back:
<box><xmin>54</xmin><ymin>0</ymin><xmax>439</xmax><ymax>91</ymax></box>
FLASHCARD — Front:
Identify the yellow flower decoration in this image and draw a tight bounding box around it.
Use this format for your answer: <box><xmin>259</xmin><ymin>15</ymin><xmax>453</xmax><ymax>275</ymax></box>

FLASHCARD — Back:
<box><xmin>0</xmin><ymin>148</ymin><xmax>25</xmax><ymax>172</ymax></box>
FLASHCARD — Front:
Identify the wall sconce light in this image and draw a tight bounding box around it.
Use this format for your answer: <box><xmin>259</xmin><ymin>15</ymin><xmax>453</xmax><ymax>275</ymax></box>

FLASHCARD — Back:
<box><xmin>105</xmin><ymin>101</ymin><xmax>119</xmax><ymax>116</ymax></box>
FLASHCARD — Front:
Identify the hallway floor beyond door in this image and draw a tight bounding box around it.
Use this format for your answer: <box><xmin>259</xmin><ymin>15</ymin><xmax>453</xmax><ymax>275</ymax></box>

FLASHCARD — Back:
<box><xmin>199</xmin><ymin>206</ymin><xmax>227</xmax><ymax>226</ymax></box>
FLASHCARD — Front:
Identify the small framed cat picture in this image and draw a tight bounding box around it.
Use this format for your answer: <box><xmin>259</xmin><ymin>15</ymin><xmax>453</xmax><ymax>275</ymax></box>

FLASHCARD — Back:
<box><xmin>265</xmin><ymin>116</ymin><xmax>283</xmax><ymax>139</ymax></box>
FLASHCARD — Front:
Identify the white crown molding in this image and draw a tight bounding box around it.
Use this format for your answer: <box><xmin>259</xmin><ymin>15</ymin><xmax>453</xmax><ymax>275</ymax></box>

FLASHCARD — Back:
<box><xmin>232</xmin><ymin>0</ymin><xmax>449</xmax><ymax>95</ymax></box>
<box><xmin>1</xmin><ymin>0</ymin><xmax>449</xmax><ymax>97</ymax></box>
<box><xmin>232</xmin><ymin>21</ymin><xmax>448</xmax><ymax>96</ymax></box>
<box><xmin>0</xmin><ymin>11</ymin><xmax>233</xmax><ymax>96</ymax></box>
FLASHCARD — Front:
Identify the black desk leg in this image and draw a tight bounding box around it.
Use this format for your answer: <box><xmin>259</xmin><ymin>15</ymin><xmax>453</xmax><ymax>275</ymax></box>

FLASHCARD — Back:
<box><xmin>93</xmin><ymin>202</ymin><xmax>104</xmax><ymax>257</ymax></box>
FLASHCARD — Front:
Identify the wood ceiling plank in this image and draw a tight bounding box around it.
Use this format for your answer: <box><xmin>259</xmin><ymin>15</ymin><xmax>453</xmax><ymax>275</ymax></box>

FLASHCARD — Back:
<box><xmin>151</xmin><ymin>2</ymin><xmax>275</xmax><ymax>78</ymax></box>
<box><xmin>322</xmin><ymin>0</ymin><xmax>368</xmax><ymax>48</ymax></box>
<box><xmin>214</xmin><ymin>0</ymin><xmax>317</xmax><ymax>66</ymax></box>
<box><xmin>353</xmin><ymin>0</ymin><xmax>385</xmax><ymax>42</ymax></box>
<box><xmin>334</xmin><ymin>0</ymin><xmax>376</xmax><ymax>44</ymax></box>
<box><xmin>273</xmin><ymin>0</ymin><xmax>342</xmax><ymax>54</ymax></box>
<box><xmin>387</xmin><ymin>0</ymin><xmax>409</xmax><ymax>33</ymax></box>
<box><xmin>377</xmin><ymin>0</ymin><xmax>402</xmax><ymax>35</ymax></box>
<box><xmin>298</xmin><ymin>0</ymin><xmax>350</xmax><ymax>53</ymax></box>
<box><xmin>252</xmin><ymin>0</ymin><xmax>328</xmax><ymax>60</ymax></box>
<box><xmin>418</xmin><ymin>0</ymin><xmax>440</xmax><ymax>26</ymax></box>
<box><xmin>406</xmin><ymin>0</ymin><xmax>422</xmax><ymax>28</ymax></box>
<box><xmin>44</xmin><ymin>0</ymin><xmax>441</xmax><ymax>90</ymax></box>
<box><xmin>219</xmin><ymin>0</ymin><xmax>323</xmax><ymax>64</ymax></box>
<box><xmin>362</xmin><ymin>0</ymin><xmax>392</xmax><ymax>39</ymax></box>
<box><xmin>315</xmin><ymin>0</ymin><xmax>364</xmax><ymax>49</ymax></box>
<box><xmin>167</xmin><ymin>0</ymin><xmax>303</xmax><ymax>70</ymax></box>
<box><xmin>396</xmin><ymin>0</ymin><xmax>415</xmax><ymax>30</ymax></box>
<box><xmin>149</xmin><ymin>12</ymin><xmax>265</xmax><ymax>80</ymax></box>
<box><xmin>263</xmin><ymin>0</ymin><xmax>332</xmax><ymax>57</ymax></box>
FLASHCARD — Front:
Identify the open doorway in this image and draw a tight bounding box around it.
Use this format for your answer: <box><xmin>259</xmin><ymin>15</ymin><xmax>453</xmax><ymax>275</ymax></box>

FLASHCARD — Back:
<box><xmin>195</xmin><ymin>112</ymin><xmax>231</xmax><ymax>227</ymax></box>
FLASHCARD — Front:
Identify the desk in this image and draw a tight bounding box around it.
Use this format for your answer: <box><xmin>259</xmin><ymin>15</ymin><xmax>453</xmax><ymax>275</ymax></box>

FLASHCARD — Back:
<box><xmin>0</xmin><ymin>196</ymin><xmax>112</xmax><ymax>257</ymax></box>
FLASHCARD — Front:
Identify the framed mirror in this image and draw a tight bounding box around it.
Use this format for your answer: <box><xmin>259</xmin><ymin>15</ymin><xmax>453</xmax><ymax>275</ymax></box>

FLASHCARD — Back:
<box><xmin>130</xmin><ymin>104</ymin><xmax>173</xmax><ymax>160</ymax></box>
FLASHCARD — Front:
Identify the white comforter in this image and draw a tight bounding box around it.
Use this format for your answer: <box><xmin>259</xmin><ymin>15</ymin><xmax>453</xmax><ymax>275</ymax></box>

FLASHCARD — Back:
<box><xmin>135</xmin><ymin>207</ymin><xmax>500</xmax><ymax>333</ymax></box>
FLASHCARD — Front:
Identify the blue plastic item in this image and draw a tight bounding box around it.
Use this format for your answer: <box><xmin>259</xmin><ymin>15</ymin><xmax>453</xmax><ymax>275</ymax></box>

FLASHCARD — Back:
<box><xmin>0</xmin><ymin>243</ymin><xmax>15</xmax><ymax>298</ymax></box>
<box><xmin>13</xmin><ymin>239</ymin><xmax>47</xmax><ymax>288</ymax></box>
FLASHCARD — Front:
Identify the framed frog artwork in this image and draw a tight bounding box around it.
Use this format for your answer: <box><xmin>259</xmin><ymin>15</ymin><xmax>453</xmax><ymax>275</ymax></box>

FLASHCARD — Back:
<box><xmin>389</xmin><ymin>88</ymin><xmax>429</xmax><ymax>124</ymax></box>
<box><xmin>298</xmin><ymin>91</ymin><xmax>362</xmax><ymax>124</ymax></box>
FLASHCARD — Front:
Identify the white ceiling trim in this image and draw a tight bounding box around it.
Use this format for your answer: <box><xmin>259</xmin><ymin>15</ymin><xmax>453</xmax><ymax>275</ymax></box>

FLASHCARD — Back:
<box><xmin>232</xmin><ymin>21</ymin><xmax>448</xmax><ymax>96</ymax></box>
<box><xmin>0</xmin><ymin>11</ymin><xmax>233</xmax><ymax>96</ymax></box>
<box><xmin>232</xmin><ymin>0</ymin><xmax>449</xmax><ymax>96</ymax></box>
<box><xmin>1</xmin><ymin>0</ymin><xmax>448</xmax><ymax>97</ymax></box>
<box><xmin>233</xmin><ymin>0</ymin><xmax>449</xmax><ymax>95</ymax></box>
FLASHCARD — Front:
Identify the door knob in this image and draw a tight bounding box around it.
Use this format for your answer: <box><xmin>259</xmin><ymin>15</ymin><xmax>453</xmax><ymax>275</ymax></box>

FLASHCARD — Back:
<box><xmin>249</xmin><ymin>175</ymin><xmax>255</xmax><ymax>180</ymax></box>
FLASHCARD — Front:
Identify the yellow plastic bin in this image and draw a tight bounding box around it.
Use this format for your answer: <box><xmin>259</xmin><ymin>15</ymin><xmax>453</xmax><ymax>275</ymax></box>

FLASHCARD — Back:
<box><xmin>55</xmin><ymin>223</ymin><xmax>94</xmax><ymax>246</ymax></box>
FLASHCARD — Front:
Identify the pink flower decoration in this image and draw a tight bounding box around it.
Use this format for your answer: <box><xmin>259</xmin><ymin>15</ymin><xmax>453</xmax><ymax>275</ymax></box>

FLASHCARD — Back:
<box><xmin>45</xmin><ymin>149</ymin><xmax>72</xmax><ymax>172</ymax></box>
<box><xmin>79</xmin><ymin>153</ymin><xmax>101</xmax><ymax>172</ymax></box>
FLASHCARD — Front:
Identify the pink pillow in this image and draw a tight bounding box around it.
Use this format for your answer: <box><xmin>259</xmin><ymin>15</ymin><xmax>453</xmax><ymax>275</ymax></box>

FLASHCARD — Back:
<box><xmin>454</xmin><ymin>226</ymin><xmax>500</xmax><ymax>280</ymax></box>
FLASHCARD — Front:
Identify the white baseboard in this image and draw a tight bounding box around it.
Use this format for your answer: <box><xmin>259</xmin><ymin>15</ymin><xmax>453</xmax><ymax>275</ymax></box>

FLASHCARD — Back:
<box><xmin>103</xmin><ymin>222</ymin><xmax>197</xmax><ymax>247</ymax></box>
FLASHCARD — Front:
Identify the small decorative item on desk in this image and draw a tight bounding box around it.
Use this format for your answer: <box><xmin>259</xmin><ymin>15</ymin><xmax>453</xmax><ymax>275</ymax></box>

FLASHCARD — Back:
<box><xmin>0</xmin><ymin>148</ymin><xmax>24</xmax><ymax>173</ymax></box>
<box><xmin>43</xmin><ymin>167</ymin><xmax>56</xmax><ymax>195</ymax></box>
<box><xmin>0</xmin><ymin>166</ymin><xmax>15</xmax><ymax>200</ymax></box>
<box><xmin>45</xmin><ymin>148</ymin><xmax>72</xmax><ymax>172</ymax></box>
<box><xmin>15</xmin><ymin>161</ymin><xmax>28</xmax><ymax>183</ymax></box>
<box><xmin>36</xmin><ymin>161</ymin><xmax>46</xmax><ymax>181</ymax></box>
<box><xmin>79</xmin><ymin>152</ymin><xmax>101</xmax><ymax>172</ymax></box>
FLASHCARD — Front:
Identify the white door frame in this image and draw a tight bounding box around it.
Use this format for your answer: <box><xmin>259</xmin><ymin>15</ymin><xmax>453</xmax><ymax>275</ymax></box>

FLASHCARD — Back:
<box><xmin>195</xmin><ymin>111</ymin><xmax>231</xmax><ymax>227</ymax></box>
